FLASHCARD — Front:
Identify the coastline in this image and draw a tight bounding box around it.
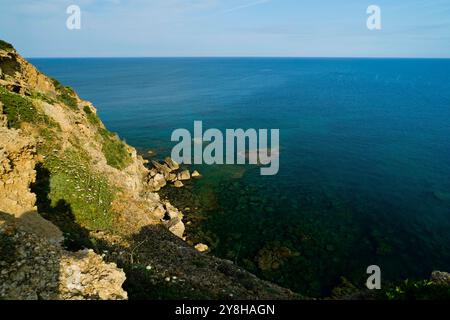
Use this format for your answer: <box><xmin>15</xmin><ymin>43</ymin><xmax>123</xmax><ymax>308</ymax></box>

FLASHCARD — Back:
<box><xmin>2</xmin><ymin>39</ymin><xmax>450</xmax><ymax>300</ymax></box>
<box><xmin>0</xmin><ymin>40</ymin><xmax>300</xmax><ymax>300</ymax></box>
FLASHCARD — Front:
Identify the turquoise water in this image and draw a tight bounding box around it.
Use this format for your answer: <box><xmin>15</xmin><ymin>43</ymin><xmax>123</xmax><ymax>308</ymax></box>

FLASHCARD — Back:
<box><xmin>31</xmin><ymin>58</ymin><xmax>450</xmax><ymax>296</ymax></box>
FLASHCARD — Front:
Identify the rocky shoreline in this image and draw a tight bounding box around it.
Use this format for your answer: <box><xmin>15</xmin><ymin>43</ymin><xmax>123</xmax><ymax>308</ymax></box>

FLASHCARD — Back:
<box><xmin>144</xmin><ymin>154</ymin><xmax>208</xmax><ymax>251</ymax></box>
<box><xmin>0</xmin><ymin>40</ymin><xmax>299</xmax><ymax>300</ymax></box>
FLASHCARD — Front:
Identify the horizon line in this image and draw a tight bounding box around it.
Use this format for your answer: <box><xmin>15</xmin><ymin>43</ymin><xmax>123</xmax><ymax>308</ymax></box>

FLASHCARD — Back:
<box><xmin>26</xmin><ymin>55</ymin><xmax>450</xmax><ymax>60</ymax></box>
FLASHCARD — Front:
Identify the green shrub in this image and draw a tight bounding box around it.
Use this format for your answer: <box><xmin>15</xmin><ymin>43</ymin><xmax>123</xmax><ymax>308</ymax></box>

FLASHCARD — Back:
<box><xmin>0</xmin><ymin>40</ymin><xmax>14</xmax><ymax>51</ymax></box>
<box><xmin>31</xmin><ymin>91</ymin><xmax>57</xmax><ymax>105</ymax></box>
<box><xmin>83</xmin><ymin>105</ymin><xmax>131</xmax><ymax>169</ymax></box>
<box><xmin>83</xmin><ymin>105</ymin><xmax>100</xmax><ymax>125</ymax></box>
<box><xmin>380</xmin><ymin>279</ymin><xmax>450</xmax><ymax>300</ymax></box>
<box><xmin>58</xmin><ymin>91</ymin><xmax>78</xmax><ymax>110</ymax></box>
<box><xmin>50</xmin><ymin>77</ymin><xmax>64</xmax><ymax>91</ymax></box>
<box><xmin>0</xmin><ymin>87</ymin><xmax>57</xmax><ymax>129</ymax></box>
<box><xmin>99</xmin><ymin>128</ymin><xmax>132</xmax><ymax>170</ymax></box>
<box><xmin>49</xmin><ymin>78</ymin><xmax>78</xmax><ymax>110</ymax></box>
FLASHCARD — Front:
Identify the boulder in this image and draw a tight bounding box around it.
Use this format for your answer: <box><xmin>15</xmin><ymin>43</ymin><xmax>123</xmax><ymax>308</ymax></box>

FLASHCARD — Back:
<box><xmin>168</xmin><ymin>219</ymin><xmax>185</xmax><ymax>239</ymax></box>
<box><xmin>164</xmin><ymin>157</ymin><xmax>179</xmax><ymax>171</ymax></box>
<box><xmin>194</xmin><ymin>243</ymin><xmax>209</xmax><ymax>253</ymax></box>
<box><xmin>149</xmin><ymin>168</ymin><xmax>157</xmax><ymax>177</ymax></box>
<box><xmin>191</xmin><ymin>170</ymin><xmax>201</xmax><ymax>178</ymax></box>
<box><xmin>148</xmin><ymin>173</ymin><xmax>166</xmax><ymax>191</ymax></box>
<box><xmin>174</xmin><ymin>180</ymin><xmax>184</xmax><ymax>188</ymax></box>
<box><xmin>177</xmin><ymin>170</ymin><xmax>191</xmax><ymax>181</ymax></box>
<box><xmin>59</xmin><ymin>249</ymin><xmax>128</xmax><ymax>300</ymax></box>
<box><xmin>151</xmin><ymin>160</ymin><xmax>172</xmax><ymax>175</ymax></box>
<box><xmin>165</xmin><ymin>202</ymin><xmax>182</xmax><ymax>220</ymax></box>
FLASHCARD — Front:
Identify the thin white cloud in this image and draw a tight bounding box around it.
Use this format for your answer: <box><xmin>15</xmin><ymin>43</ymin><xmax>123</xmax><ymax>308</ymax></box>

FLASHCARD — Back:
<box><xmin>223</xmin><ymin>0</ymin><xmax>271</xmax><ymax>14</ymax></box>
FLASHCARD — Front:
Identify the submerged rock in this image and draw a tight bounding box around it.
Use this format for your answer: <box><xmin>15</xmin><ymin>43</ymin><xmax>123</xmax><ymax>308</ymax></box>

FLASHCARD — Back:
<box><xmin>433</xmin><ymin>191</ymin><xmax>450</xmax><ymax>202</ymax></box>
<box><xmin>256</xmin><ymin>244</ymin><xmax>299</xmax><ymax>272</ymax></box>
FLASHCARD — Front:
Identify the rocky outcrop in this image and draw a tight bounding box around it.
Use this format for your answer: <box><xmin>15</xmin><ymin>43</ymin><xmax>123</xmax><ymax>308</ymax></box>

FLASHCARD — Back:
<box><xmin>0</xmin><ymin>47</ymin><xmax>54</xmax><ymax>95</ymax></box>
<box><xmin>0</xmin><ymin>110</ymin><xmax>127</xmax><ymax>300</ymax></box>
<box><xmin>0</xmin><ymin>213</ymin><xmax>127</xmax><ymax>300</ymax></box>
<box><xmin>0</xmin><ymin>126</ymin><xmax>37</xmax><ymax>216</ymax></box>
<box><xmin>59</xmin><ymin>249</ymin><xmax>127</xmax><ymax>300</ymax></box>
<box><xmin>147</xmin><ymin>158</ymin><xmax>200</xmax><ymax>191</ymax></box>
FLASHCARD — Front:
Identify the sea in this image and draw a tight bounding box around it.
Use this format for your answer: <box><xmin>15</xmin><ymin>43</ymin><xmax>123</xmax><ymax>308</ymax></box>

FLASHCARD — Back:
<box><xmin>31</xmin><ymin>57</ymin><xmax>450</xmax><ymax>296</ymax></box>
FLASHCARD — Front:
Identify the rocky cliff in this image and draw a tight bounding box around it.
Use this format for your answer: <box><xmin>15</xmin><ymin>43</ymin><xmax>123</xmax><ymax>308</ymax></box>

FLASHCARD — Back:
<box><xmin>0</xmin><ymin>40</ymin><xmax>298</xmax><ymax>300</ymax></box>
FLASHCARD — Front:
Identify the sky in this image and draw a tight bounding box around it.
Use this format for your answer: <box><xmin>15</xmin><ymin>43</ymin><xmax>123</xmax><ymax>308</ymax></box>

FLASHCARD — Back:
<box><xmin>0</xmin><ymin>0</ymin><xmax>449</xmax><ymax>58</ymax></box>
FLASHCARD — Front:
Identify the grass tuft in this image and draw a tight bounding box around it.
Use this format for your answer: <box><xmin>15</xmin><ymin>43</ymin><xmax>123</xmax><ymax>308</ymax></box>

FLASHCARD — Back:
<box><xmin>83</xmin><ymin>105</ymin><xmax>101</xmax><ymax>125</ymax></box>
<box><xmin>98</xmin><ymin>128</ymin><xmax>132</xmax><ymax>170</ymax></box>
<box><xmin>50</xmin><ymin>78</ymin><xmax>78</xmax><ymax>110</ymax></box>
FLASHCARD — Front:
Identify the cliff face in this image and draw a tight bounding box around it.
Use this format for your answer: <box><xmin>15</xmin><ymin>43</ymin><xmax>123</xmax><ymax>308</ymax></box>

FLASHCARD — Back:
<box><xmin>0</xmin><ymin>41</ymin><xmax>129</xmax><ymax>299</ymax></box>
<box><xmin>0</xmin><ymin>123</ymin><xmax>37</xmax><ymax>216</ymax></box>
<box><xmin>0</xmin><ymin>40</ymin><xmax>172</xmax><ymax>235</ymax></box>
<box><xmin>0</xmin><ymin>40</ymin><xmax>299</xmax><ymax>300</ymax></box>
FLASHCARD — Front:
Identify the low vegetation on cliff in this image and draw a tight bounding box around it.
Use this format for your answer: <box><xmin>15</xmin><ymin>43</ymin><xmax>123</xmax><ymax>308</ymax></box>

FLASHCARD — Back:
<box><xmin>0</xmin><ymin>87</ymin><xmax>56</xmax><ymax>129</ymax></box>
<box><xmin>0</xmin><ymin>40</ymin><xmax>13</xmax><ymax>52</ymax></box>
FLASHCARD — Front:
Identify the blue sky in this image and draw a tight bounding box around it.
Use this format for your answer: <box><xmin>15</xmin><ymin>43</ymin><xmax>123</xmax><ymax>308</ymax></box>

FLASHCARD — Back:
<box><xmin>1</xmin><ymin>0</ymin><xmax>449</xmax><ymax>57</ymax></box>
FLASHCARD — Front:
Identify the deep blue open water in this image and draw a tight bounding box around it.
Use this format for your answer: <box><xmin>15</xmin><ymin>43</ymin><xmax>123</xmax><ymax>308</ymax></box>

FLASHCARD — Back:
<box><xmin>31</xmin><ymin>57</ymin><xmax>450</xmax><ymax>296</ymax></box>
